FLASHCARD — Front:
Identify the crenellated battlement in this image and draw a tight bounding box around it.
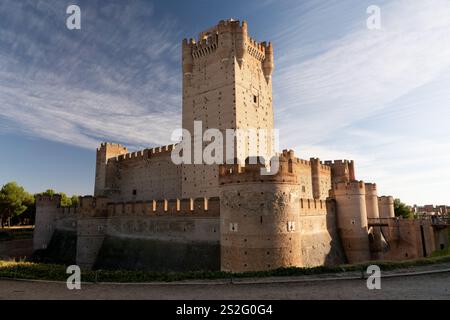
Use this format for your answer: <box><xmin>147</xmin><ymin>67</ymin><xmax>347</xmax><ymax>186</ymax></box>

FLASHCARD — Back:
<box><xmin>299</xmin><ymin>198</ymin><xmax>331</xmax><ymax>211</ymax></box>
<box><xmin>107</xmin><ymin>144</ymin><xmax>177</xmax><ymax>164</ymax></box>
<box><xmin>188</xmin><ymin>34</ymin><xmax>219</xmax><ymax>59</ymax></box>
<box><xmin>310</xmin><ymin>157</ymin><xmax>332</xmax><ymax>171</ymax></box>
<box><xmin>182</xmin><ymin>19</ymin><xmax>272</xmax><ymax>76</ymax></box>
<box><xmin>219</xmin><ymin>150</ymin><xmax>335</xmax><ymax>186</ymax></box>
<box><xmin>334</xmin><ymin>180</ymin><xmax>365</xmax><ymax>189</ymax></box>
<box><xmin>38</xmin><ymin>195</ymin><xmax>220</xmax><ymax>218</ymax></box>
<box><xmin>36</xmin><ymin>194</ymin><xmax>62</xmax><ymax>206</ymax></box>
<box><xmin>323</xmin><ymin>159</ymin><xmax>356</xmax><ymax>184</ymax></box>
<box><xmin>183</xmin><ymin>19</ymin><xmax>246</xmax><ymax>60</ymax></box>
<box><xmin>107</xmin><ymin>196</ymin><xmax>220</xmax><ymax>217</ymax></box>
<box><xmin>332</xmin><ymin>180</ymin><xmax>365</xmax><ymax>193</ymax></box>
<box><xmin>246</xmin><ymin>37</ymin><xmax>266</xmax><ymax>61</ymax></box>
<box><xmin>323</xmin><ymin>159</ymin><xmax>354</xmax><ymax>166</ymax></box>
<box><xmin>77</xmin><ymin>196</ymin><xmax>109</xmax><ymax>217</ymax></box>
<box><xmin>378</xmin><ymin>196</ymin><xmax>394</xmax><ymax>204</ymax></box>
<box><xmin>36</xmin><ymin>195</ymin><xmax>112</xmax><ymax>216</ymax></box>
<box><xmin>378</xmin><ymin>196</ymin><xmax>395</xmax><ymax>218</ymax></box>
<box><xmin>219</xmin><ymin>153</ymin><xmax>301</xmax><ymax>185</ymax></box>
<box><xmin>60</xmin><ymin>205</ymin><xmax>79</xmax><ymax>215</ymax></box>
<box><xmin>97</xmin><ymin>142</ymin><xmax>127</xmax><ymax>152</ymax></box>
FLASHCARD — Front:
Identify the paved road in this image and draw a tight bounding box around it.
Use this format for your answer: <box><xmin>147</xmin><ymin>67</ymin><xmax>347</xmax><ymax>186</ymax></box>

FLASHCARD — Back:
<box><xmin>1</xmin><ymin>271</ymin><xmax>450</xmax><ymax>300</ymax></box>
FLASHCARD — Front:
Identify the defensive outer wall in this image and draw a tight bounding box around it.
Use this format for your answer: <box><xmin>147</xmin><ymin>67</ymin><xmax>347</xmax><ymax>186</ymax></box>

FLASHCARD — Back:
<box><xmin>33</xmin><ymin>151</ymin><xmax>449</xmax><ymax>272</ymax></box>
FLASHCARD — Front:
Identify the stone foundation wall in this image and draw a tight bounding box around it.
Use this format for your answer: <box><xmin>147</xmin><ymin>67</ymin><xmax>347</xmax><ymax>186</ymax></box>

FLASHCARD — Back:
<box><xmin>0</xmin><ymin>239</ymin><xmax>33</xmax><ymax>259</ymax></box>
<box><xmin>94</xmin><ymin>215</ymin><xmax>220</xmax><ymax>271</ymax></box>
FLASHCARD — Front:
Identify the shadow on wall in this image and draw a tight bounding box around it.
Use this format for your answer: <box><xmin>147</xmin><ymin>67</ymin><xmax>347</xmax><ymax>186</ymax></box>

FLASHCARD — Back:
<box><xmin>324</xmin><ymin>204</ymin><xmax>346</xmax><ymax>266</ymax></box>
<box><xmin>93</xmin><ymin>236</ymin><xmax>220</xmax><ymax>272</ymax></box>
<box><xmin>30</xmin><ymin>230</ymin><xmax>77</xmax><ymax>265</ymax></box>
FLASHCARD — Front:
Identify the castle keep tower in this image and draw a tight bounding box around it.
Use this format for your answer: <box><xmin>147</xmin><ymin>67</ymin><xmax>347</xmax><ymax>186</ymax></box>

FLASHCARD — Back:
<box><xmin>181</xmin><ymin>20</ymin><xmax>275</xmax><ymax>198</ymax></box>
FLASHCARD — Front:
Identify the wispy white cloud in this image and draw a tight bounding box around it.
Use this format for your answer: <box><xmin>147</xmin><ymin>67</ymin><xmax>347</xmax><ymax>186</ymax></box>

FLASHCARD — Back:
<box><xmin>271</xmin><ymin>0</ymin><xmax>450</xmax><ymax>204</ymax></box>
<box><xmin>275</xmin><ymin>0</ymin><xmax>450</xmax><ymax>144</ymax></box>
<box><xmin>0</xmin><ymin>0</ymin><xmax>182</xmax><ymax>150</ymax></box>
<box><xmin>1</xmin><ymin>0</ymin><xmax>449</xmax><ymax>204</ymax></box>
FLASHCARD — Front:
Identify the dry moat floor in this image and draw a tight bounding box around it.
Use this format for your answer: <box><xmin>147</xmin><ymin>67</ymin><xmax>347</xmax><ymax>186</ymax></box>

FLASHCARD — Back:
<box><xmin>1</xmin><ymin>263</ymin><xmax>450</xmax><ymax>300</ymax></box>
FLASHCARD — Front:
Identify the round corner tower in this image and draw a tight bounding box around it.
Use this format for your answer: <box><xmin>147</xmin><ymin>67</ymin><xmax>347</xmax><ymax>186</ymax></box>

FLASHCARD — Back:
<box><xmin>218</xmin><ymin>152</ymin><xmax>302</xmax><ymax>272</ymax></box>
<box><xmin>378</xmin><ymin>196</ymin><xmax>395</xmax><ymax>218</ymax></box>
<box><xmin>33</xmin><ymin>194</ymin><xmax>62</xmax><ymax>251</ymax></box>
<box><xmin>331</xmin><ymin>181</ymin><xmax>371</xmax><ymax>263</ymax></box>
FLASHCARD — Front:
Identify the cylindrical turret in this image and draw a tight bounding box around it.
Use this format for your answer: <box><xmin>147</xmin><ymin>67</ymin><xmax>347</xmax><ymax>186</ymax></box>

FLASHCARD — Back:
<box><xmin>182</xmin><ymin>39</ymin><xmax>193</xmax><ymax>76</ymax></box>
<box><xmin>219</xmin><ymin>157</ymin><xmax>302</xmax><ymax>272</ymax></box>
<box><xmin>365</xmin><ymin>183</ymin><xmax>379</xmax><ymax>219</ymax></box>
<box><xmin>332</xmin><ymin>181</ymin><xmax>370</xmax><ymax>264</ymax></box>
<box><xmin>33</xmin><ymin>194</ymin><xmax>61</xmax><ymax>251</ymax></box>
<box><xmin>310</xmin><ymin>158</ymin><xmax>321</xmax><ymax>200</ymax></box>
<box><xmin>235</xmin><ymin>20</ymin><xmax>247</xmax><ymax>66</ymax></box>
<box><xmin>263</xmin><ymin>42</ymin><xmax>274</xmax><ymax>82</ymax></box>
<box><xmin>378</xmin><ymin>196</ymin><xmax>395</xmax><ymax>218</ymax></box>
<box><xmin>364</xmin><ymin>183</ymin><xmax>384</xmax><ymax>260</ymax></box>
<box><xmin>325</xmin><ymin>160</ymin><xmax>355</xmax><ymax>185</ymax></box>
<box><xmin>76</xmin><ymin>196</ymin><xmax>108</xmax><ymax>270</ymax></box>
<box><xmin>217</xmin><ymin>20</ymin><xmax>232</xmax><ymax>60</ymax></box>
<box><xmin>348</xmin><ymin>160</ymin><xmax>356</xmax><ymax>181</ymax></box>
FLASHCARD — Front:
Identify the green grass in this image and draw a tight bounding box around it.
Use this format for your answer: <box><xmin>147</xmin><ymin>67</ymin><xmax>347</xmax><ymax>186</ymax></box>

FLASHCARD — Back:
<box><xmin>430</xmin><ymin>248</ymin><xmax>450</xmax><ymax>258</ymax></box>
<box><xmin>1</xmin><ymin>254</ymin><xmax>450</xmax><ymax>283</ymax></box>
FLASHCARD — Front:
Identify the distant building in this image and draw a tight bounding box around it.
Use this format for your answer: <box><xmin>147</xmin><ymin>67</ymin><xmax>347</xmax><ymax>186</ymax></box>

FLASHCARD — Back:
<box><xmin>414</xmin><ymin>204</ymin><xmax>449</xmax><ymax>216</ymax></box>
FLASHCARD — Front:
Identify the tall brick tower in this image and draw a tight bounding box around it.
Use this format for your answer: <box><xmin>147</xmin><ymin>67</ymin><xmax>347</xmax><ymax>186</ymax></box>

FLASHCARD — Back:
<box><xmin>94</xmin><ymin>143</ymin><xmax>128</xmax><ymax>197</ymax></box>
<box><xmin>181</xmin><ymin>19</ymin><xmax>275</xmax><ymax>198</ymax></box>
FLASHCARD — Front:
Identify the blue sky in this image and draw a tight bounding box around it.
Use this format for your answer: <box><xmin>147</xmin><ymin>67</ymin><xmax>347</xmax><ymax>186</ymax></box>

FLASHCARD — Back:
<box><xmin>0</xmin><ymin>0</ymin><xmax>449</xmax><ymax>205</ymax></box>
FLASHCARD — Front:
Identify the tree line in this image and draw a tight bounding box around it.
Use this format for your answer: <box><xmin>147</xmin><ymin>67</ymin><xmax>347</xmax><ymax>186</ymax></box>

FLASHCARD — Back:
<box><xmin>0</xmin><ymin>181</ymin><xmax>79</xmax><ymax>228</ymax></box>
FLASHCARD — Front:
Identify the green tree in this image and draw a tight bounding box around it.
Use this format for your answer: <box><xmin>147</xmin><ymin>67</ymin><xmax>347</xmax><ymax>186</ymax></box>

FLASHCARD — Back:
<box><xmin>0</xmin><ymin>182</ymin><xmax>34</xmax><ymax>227</ymax></box>
<box><xmin>60</xmin><ymin>193</ymin><xmax>72</xmax><ymax>207</ymax></box>
<box><xmin>42</xmin><ymin>189</ymin><xmax>55</xmax><ymax>197</ymax></box>
<box><xmin>394</xmin><ymin>198</ymin><xmax>412</xmax><ymax>219</ymax></box>
<box><xmin>70</xmin><ymin>195</ymin><xmax>79</xmax><ymax>207</ymax></box>
<box><xmin>38</xmin><ymin>189</ymin><xmax>79</xmax><ymax>207</ymax></box>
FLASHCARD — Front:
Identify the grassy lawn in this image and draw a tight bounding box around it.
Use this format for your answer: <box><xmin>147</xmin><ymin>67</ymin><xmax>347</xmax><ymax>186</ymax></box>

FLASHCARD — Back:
<box><xmin>1</xmin><ymin>254</ymin><xmax>450</xmax><ymax>283</ymax></box>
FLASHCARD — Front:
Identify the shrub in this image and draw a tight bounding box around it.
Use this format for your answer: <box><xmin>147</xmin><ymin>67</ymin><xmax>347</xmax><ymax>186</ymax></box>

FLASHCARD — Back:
<box><xmin>1</xmin><ymin>254</ymin><xmax>450</xmax><ymax>283</ymax></box>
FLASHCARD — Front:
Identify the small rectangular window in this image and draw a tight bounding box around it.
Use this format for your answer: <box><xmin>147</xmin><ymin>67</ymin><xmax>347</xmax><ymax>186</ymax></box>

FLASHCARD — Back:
<box><xmin>253</xmin><ymin>95</ymin><xmax>258</xmax><ymax>104</ymax></box>
<box><xmin>132</xmin><ymin>189</ymin><xmax>137</xmax><ymax>195</ymax></box>
<box><xmin>287</xmin><ymin>221</ymin><xmax>296</xmax><ymax>232</ymax></box>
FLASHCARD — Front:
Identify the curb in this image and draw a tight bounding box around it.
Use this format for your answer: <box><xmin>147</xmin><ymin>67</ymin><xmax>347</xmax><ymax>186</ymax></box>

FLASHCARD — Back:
<box><xmin>1</xmin><ymin>267</ymin><xmax>450</xmax><ymax>286</ymax></box>
<box><xmin>230</xmin><ymin>268</ymin><xmax>450</xmax><ymax>285</ymax></box>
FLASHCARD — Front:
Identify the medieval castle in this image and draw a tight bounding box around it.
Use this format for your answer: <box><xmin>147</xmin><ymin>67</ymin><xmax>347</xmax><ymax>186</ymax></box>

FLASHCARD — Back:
<box><xmin>33</xmin><ymin>20</ymin><xmax>448</xmax><ymax>272</ymax></box>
